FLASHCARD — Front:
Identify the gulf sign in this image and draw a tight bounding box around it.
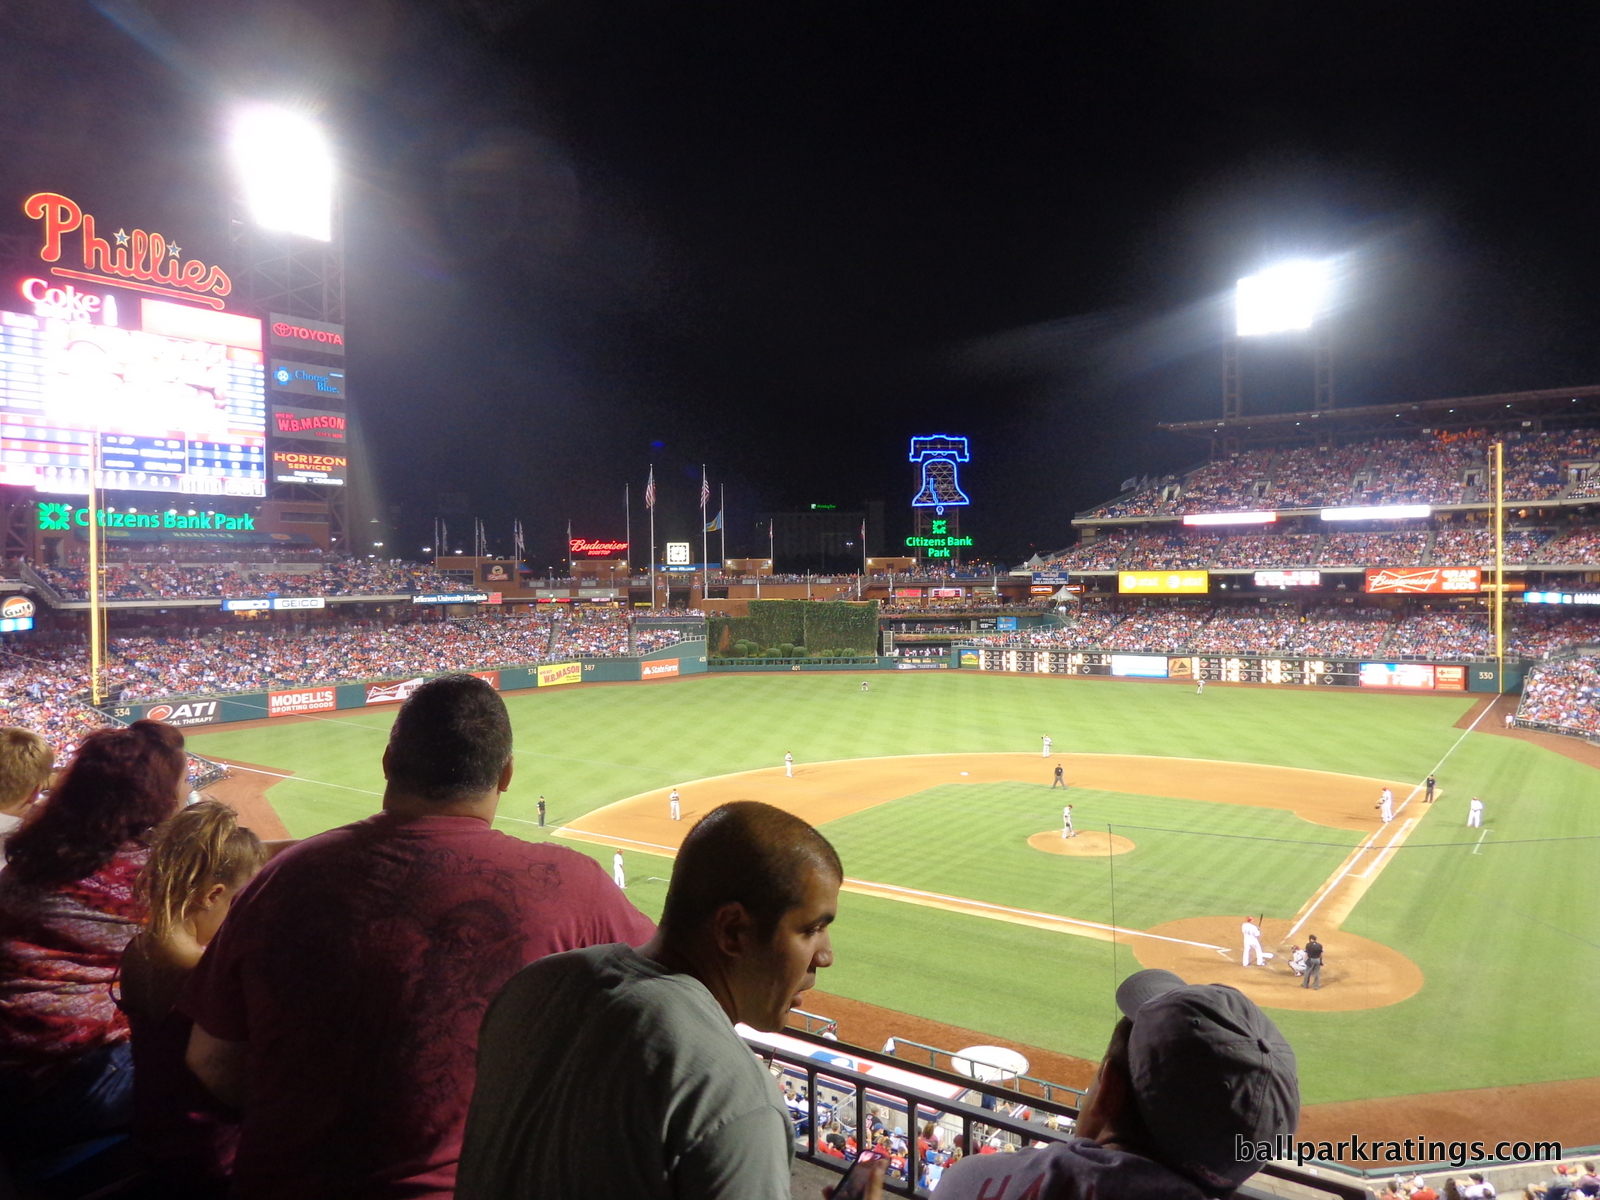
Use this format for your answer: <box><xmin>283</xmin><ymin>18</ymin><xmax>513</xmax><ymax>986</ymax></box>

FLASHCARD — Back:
<box><xmin>537</xmin><ymin>661</ymin><xmax>583</xmax><ymax>688</ymax></box>
<box><xmin>1119</xmin><ymin>570</ymin><xmax>1209</xmax><ymax>595</ymax></box>
<box><xmin>269</xmin><ymin>688</ymin><xmax>336</xmax><ymax>716</ymax></box>
<box><xmin>1</xmin><ymin>597</ymin><xmax>36</xmax><ymax>620</ymax></box>
<box><xmin>1364</xmin><ymin>567</ymin><xmax>1480</xmax><ymax>594</ymax></box>
<box><xmin>641</xmin><ymin>659</ymin><xmax>680</xmax><ymax>679</ymax></box>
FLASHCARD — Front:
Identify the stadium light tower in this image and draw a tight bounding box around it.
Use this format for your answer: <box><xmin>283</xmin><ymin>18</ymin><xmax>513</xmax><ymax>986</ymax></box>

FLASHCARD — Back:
<box><xmin>229</xmin><ymin>106</ymin><xmax>334</xmax><ymax>241</ymax></box>
<box><xmin>1224</xmin><ymin>258</ymin><xmax>1335</xmax><ymax>421</ymax></box>
<box><xmin>227</xmin><ymin>103</ymin><xmax>350</xmax><ymax>553</ymax></box>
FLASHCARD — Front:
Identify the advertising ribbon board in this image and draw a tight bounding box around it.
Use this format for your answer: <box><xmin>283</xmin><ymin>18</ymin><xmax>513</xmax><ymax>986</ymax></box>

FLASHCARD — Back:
<box><xmin>1119</xmin><ymin>570</ymin><xmax>1209</xmax><ymax>595</ymax></box>
<box><xmin>469</xmin><ymin>670</ymin><xmax>501</xmax><ymax>689</ymax></box>
<box><xmin>537</xmin><ymin>662</ymin><xmax>583</xmax><ymax>688</ymax></box>
<box><xmin>412</xmin><ymin>593</ymin><xmax>490</xmax><ymax>605</ymax></box>
<box><xmin>1365</xmin><ymin>567</ymin><xmax>1481</xmax><ymax>594</ymax></box>
<box><xmin>641</xmin><ymin>659</ymin><xmax>680</xmax><ymax>679</ymax></box>
<box><xmin>269</xmin><ymin>688</ymin><xmax>336</xmax><ymax>716</ymax></box>
<box><xmin>366</xmin><ymin>678</ymin><xmax>426</xmax><ymax>705</ymax></box>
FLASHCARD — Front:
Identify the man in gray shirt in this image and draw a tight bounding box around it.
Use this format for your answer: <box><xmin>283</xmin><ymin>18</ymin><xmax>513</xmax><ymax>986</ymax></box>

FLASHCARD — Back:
<box><xmin>458</xmin><ymin>800</ymin><xmax>873</xmax><ymax>1200</ymax></box>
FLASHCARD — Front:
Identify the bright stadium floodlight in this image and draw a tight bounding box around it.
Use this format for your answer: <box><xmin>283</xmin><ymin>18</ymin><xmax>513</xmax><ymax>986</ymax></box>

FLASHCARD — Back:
<box><xmin>1235</xmin><ymin>260</ymin><xmax>1329</xmax><ymax>337</ymax></box>
<box><xmin>229</xmin><ymin>105</ymin><xmax>334</xmax><ymax>241</ymax></box>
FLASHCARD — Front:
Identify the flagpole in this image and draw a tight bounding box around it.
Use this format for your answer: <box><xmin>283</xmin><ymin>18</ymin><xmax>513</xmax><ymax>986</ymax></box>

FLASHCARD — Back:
<box><xmin>648</xmin><ymin>468</ymin><xmax>657</xmax><ymax>611</ymax></box>
<box><xmin>719</xmin><ymin>483</ymin><xmax>726</xmax><ymax>572</ymax></box>
<box><xmin>624</xmin><ymin>483</ymin><xmax>631</xmax><ymax>589</ymax></box>
<box><xmin>567</xmin><ymin>519</ymin><xmax>572</xmax><ymax>577</ymax></box>
<box><xmin>700</xmin><ymin>465</ymin><xmax>709</xmax><ymax>603</ymax></box>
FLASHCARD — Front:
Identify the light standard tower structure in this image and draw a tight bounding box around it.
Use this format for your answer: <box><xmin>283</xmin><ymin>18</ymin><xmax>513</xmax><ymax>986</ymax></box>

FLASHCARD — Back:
<box><xmin>226</xmin><ymin>106</ymin><xmax>349</xmax><ymax>550</ymax></box>
<box><xmin>1225</xmin><ymin>260</ymin><xmax>1334</xmax><ymax>422</ymax></box>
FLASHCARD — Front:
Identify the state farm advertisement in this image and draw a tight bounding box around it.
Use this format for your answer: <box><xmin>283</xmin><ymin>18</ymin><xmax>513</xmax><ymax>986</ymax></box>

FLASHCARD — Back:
<box><xmin>269</xmin><ymin>687</ymin><xmax>336</xmax><ymax>716</ymax></box>
<box><xmin>1365</xmin><ymin>567</ymin><xmax>1481</xmax><ymax>594</ymax></box>
<box><xmin>366</xmin><ymin>678</ymin><xmax>425</xmax><ymax>705</ymax></box>
<box><xmin>641</xmin><ymin>659</ymin><xmax>680</xmax><ymax>679</ymax></box>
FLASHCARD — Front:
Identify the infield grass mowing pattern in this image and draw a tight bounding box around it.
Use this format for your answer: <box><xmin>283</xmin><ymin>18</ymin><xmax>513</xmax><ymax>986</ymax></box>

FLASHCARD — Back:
<box><xmin>185</xmin><ymin>673</ymin><xmax>1600</xmax><ymax>1103</ymax></box>
<box><xmin>820</xmin><ymin>781</ymin><xmax>1361</xmax><ymax>929</ymax></box>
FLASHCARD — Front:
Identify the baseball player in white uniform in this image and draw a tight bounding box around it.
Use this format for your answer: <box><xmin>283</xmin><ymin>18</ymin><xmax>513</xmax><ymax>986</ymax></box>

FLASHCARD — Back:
<box><xmin>612</xmin><ymin>850</ymin><xmax>626</xmax><ymax>889</ymax></box>
<box><xmin>1377</xmin><ymin>788</ymin><xmax>1394</xmax><ymax>824</ymax></box>
<box><xmin>1041</xmin><ymin>735</ymin><xmax>1052</xmax><ymax>758</ymax></box>
<box><xmin>1196</xmin><ymin>678</ymin><xmax>1205</xmax><ymax>695</ymax></box>
<box><xmin>1468</xmin><ymin>797</ymin><xmax>1484</xmax><ymax>828</ymax></box>
<box><xmin>669</xmin><ymin>788</ymin><xmax>680</xmax><ymax>821</ymax></box>
<box><xmin>1241</xmin><ymin>916</ymin><xmax>1265</xmax><ymax>967</ymax></box>
<box><xmin>1061</xmin><ymin>804</ymin><xmax>1074</xmax><ymax>839</ymax></box>
<box><xmin>785</xmin><ymin>751</ymin><xmax>794</xmax><ymax>778</ymax></box>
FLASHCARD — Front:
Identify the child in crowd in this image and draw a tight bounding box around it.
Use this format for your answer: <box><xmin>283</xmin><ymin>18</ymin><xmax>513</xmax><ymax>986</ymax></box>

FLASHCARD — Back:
<box><xmin>119</xmin><ymin>800</ymin><xmax>267</xmax><ymax>1196</ymax></box>
<box><xmin>0</xmin><ymin>727</ymin><xmax>53</xmax><ymax>866</ymax></box>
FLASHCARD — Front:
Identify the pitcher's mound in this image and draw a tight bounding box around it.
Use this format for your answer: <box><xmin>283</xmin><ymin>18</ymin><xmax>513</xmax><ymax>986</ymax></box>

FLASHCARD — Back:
<box><xmin>1131</xmin><ymin>916</ymin><xmax>1424</xmax><ymax>1012</ymax></box>
<box><xmin>1028</xmin><ymin>830</ymin><xmax>1136</xmax><ymax>857</ymax></box>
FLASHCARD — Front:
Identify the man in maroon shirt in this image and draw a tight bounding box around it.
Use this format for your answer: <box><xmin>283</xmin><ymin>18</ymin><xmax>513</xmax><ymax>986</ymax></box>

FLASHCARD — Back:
<box><xmin>183</xmin><ymin>674</ymin><xmax>653</xmax><ymax>1199</ymax></box>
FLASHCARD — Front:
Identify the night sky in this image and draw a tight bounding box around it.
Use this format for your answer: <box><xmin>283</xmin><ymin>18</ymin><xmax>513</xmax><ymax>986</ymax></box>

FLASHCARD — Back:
<box><xmin>4</xmin><ymin>2</ymin><xmax>1600</xmax><ymax>565</ymax></box>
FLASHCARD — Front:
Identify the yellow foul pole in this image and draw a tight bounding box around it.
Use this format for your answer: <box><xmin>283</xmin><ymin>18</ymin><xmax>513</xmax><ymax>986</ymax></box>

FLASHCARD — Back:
<box><xmin>87</xmin><ymin>435</ymin><xmax>103</xmax><ymax>707</ymax></box>
<box><xmin>1493</xmin><ymin>440</ymin><xmax>1504</xmax><ymax>690</ymax></box>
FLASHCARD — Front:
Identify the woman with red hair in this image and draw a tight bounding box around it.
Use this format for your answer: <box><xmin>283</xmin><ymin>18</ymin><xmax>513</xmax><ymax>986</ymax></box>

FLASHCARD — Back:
<box><xmin>0</xmin><ymin>719</ymin><xmax>187</xmax><ymax>1160</ymax></box>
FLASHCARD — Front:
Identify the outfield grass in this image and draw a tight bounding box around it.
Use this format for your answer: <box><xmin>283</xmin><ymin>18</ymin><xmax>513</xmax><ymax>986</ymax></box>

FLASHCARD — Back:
<box><xmin>186</xmin><ymin>672</ymin><xmax>1600</xmax><ymax>1104</ymax></box>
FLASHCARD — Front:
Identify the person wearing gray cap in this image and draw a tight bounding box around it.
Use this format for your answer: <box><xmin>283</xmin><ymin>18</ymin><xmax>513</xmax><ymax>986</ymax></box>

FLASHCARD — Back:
<box><xmin>933</xmin><ymin>968</ymin><xmax>1299</xmax><ymax>1200</ymax></box>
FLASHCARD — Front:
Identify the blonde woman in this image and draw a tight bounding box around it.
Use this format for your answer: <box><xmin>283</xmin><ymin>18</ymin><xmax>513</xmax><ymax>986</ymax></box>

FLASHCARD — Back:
<box><xmin>120</xmin><ymin>800</ymin><xmax>267</xmax><ymax>1195</ymax></box>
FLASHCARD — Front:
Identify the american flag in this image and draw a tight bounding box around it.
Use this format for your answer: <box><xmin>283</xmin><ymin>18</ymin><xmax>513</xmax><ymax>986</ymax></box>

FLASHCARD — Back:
<box><xmin>645</xmin><ymin>468</ymin><xmax>656</xmax><ymax>510</ymax></box>
<box><xmin>699</xmin><ymin>468</ymin><xmax>710</xmax><ymax>512</ymax></box>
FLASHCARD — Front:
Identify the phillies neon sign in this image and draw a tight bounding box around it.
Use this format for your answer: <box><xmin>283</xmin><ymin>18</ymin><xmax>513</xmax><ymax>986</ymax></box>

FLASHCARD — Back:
<box><xmin>569</xmin><ymin>538</ymin><xmax>629</xmax><ymax>558</ymax></box>
<box><xmin>23</xmin><ymin>192</ymin><xmax>232</xmax><ymax>310</ymax></box>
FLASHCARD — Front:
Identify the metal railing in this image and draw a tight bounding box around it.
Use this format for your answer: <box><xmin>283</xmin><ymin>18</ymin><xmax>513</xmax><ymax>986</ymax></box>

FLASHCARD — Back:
<box><xmin>882</xmin><ymin>1037</ymin><xmax>1087</xmax><ymax>1107</ymax></box>
<box><xmin>748</xmin><ymin>1027</ymin><xmax>1369</xmax><ymax>1200</ymax></box>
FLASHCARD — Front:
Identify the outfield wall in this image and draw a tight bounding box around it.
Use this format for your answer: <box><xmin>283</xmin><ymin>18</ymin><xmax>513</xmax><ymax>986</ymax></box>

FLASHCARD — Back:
<box><xmin>956</xmin><ymin>645</ymin><xmax>1528</xmax><ymax>692</ymax></box>
<box><xmin>101</xmin><ymin>641</ymin><xmax>708</xmax><ymax>730</ymax></box>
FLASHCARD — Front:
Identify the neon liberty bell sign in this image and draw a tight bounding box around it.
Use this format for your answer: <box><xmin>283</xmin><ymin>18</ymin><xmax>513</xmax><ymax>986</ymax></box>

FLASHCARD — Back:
<box><xmin>909</xmin><ymin>434</ymin><xmax>971</xmax><ymax>516</ymax></box>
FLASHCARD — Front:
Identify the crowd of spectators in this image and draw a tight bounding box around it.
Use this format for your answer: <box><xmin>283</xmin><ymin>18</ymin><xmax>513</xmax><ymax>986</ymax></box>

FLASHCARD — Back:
<box><xmin>1084</xmin><ymin>427</ymin><xmax>1600</xmax><ymax>518</ymax></box>
<box><xmin>1517</xmin><ymin>657</ymin><xmax>1600</xmax><ymax>735</ymax></box>
<box><xmin>34</xmin><ymin>559</ymin><xmax>460</xmax><ymax>602</ymax></box>
<box><xmin>1316</xmin><ymin>531</ymin><xmax>1429</xmax><ymax>567</ymax></box>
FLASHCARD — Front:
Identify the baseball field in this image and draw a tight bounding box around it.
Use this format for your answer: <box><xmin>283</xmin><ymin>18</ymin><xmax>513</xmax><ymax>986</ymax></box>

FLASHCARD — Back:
<box><xmin>184</xmin><ymin>670</ymin><xmax>1600</xmax><ymax>1142</ymax></box>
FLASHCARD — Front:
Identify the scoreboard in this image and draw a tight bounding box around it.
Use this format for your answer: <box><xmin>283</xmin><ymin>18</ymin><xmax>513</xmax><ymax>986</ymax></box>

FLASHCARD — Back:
<box><xmin>963</xmin><ymin>648</ymin><xmax>1469</xmax><ymax>689</ymax></box>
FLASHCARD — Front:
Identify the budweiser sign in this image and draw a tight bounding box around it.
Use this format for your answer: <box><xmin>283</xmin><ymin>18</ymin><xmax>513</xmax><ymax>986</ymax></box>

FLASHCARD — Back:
<box><xmin>24</xmin><ymin>192</ymin><xmax>232</xmax><ymax>310</ymax></box>
<box><xmin>1365</xmin><ymin>567</ymin><xmax>1481</xmax><ymax>595</ymax></box>
<box><xmin>569</xmin><ymin>538</ymin><xmax>629</xmax><ymax>558</ymax></box>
